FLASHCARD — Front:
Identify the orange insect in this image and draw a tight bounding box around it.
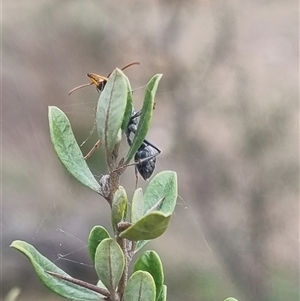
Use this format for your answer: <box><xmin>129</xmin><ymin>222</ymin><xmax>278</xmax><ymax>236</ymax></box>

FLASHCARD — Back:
<box><xmin>68</xmin><ymin>62</ymin><xmax>140</xmax><ymax>95</ymax></box>
<box><xmin>68</xmin><ymin>62</ymin><xmax>140</xmax><ymax>160</ymax></box>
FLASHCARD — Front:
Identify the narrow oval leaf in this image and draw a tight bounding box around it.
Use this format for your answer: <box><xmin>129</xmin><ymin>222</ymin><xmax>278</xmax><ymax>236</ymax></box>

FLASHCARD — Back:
<box><xmin>88</xmin><ymin>226</ymin><xmax>110</xmax><ymax>264</ymax></box>
<box><xmin>121</xmin><ymin>77</ymin><xmax>133</xmax><ymax>131</ymax></box>
<box><xmin>143</xmin><ymin>171</ymin><xmax>177</xmax><ymax>215</ymax></box>
<box><xmin>111</xmin><ymin>186</ymin><xmax>128</xmax><ymax>226</ymax></box>
<box><xmin>124</xmin><ymin>271</ymin><xmax>156</xmax><ymax>301</ymax></box>
<box><xmin>94</xmin><ymin>238</ymin><xmax>125</xmax><ymax>292</ymax></box>
<box><xmin>48</xmin><ymin>106</ymin><xmax>100</xmax><ymax>193</ymax></box>
<box><xmin>96</xmin><ymin>69</ymin><xmax>128</xmax><ymax>153</ymax></box>
<box><xmin>156</xmin><ymin>285</ymin><xmax>167</xmax><ymax>301</ymax></box>
<box><xmin>125</xmin><ymin>74</ymin><xmax>163</xmax><ymax>164</ymax></box>
<box><xmin>10</xmin><ymin>240</ymin><xmax>104</xmax><ymax>301</ymax></box>
<box><xmin>119</xmin><ymin>212</ymin><xmax>171</xmax><ymax>241</ymax></box>
<box><xmin>133</xmin><ymin>250</ymin><xmax>164</xmax><ymax>298</ymax></box>
<box><xmin>131</xmin><ymin>188</ymin><xmax>144</xmax><ymax>223</ymax></box>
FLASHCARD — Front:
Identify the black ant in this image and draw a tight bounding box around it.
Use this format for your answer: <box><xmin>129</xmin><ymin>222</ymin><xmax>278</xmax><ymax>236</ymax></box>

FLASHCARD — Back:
<box><xmin>125</xmin><ymin>109</ymin><xmax>161</xmax><ymax>181</ymax></box>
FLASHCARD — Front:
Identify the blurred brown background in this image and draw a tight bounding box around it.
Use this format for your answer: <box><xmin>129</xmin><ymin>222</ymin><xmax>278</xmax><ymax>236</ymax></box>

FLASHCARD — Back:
<box><xmin>2</xmin><ymin>1</ymin><xmax>299</xmax><ymax>301</ymax></box>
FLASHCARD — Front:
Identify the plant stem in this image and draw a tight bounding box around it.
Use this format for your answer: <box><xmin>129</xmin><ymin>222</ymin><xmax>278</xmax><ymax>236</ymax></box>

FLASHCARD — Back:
<box><xmin>45</xmin><ymin>271</ymin><xmax>111</xmax><ymax>298</ymax></box>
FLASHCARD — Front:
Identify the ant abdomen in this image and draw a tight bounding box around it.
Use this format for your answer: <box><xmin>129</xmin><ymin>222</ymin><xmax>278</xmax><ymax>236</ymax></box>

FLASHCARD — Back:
<box><xmin>134</xmin><ymin>143</ymin><xmax>158</xmax><ymax>180</ymax></box>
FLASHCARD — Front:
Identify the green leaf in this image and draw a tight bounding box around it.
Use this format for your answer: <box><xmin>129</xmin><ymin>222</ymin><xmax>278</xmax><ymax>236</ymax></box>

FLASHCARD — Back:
<box><xmin>94</xmin><ymin>238</ymin><xmax>125</xmax><ymax>293</ymax></box>
<box><xmin>10</xmin><ymin>240</ymin><xmax>104</xmax><ymax>301</ymax></box>
<box><xmin>48</xmin><ymin>106</ymin><xmax>101</xmax><ymax>193</ymax></box>
<box><xmin>111</xmin><ymin>186</ymin><xmax>128</xmax><ymax>226</ymax></box>
<box><xmin>119</xmin><ymin>212</ymin><xmax>171</xmax><ymax>241</ymax></box>
<box><xmin>96</xmin><ymin>280</ymin><xmax>107</xmax><ymax>290</ymax></box>
<box><xmin>125</xmin><ymin>74</ymin><xmax>163</xmax><ymax>164</ymax></box>
<box><xmin>143</xmin><ymin>171</ymin><xmax>177</xmax><ymax>215</ymax></box>
<box><xmin>131</xmin><ymin>188</ymin><xmax>144</xmax><ymax>223</ymax></box>
<box><xmin>133</xmin><ymin>251</ymin><xmax>164</xmax><ymax>298</ymax></box>
<box><xmin>134</xmin><ymin>240</ymin><xmax>149</xmax><ymax>254</ymax></box>
<box><xmin>124</xmin><ymin>271</ymin><xmax>156</xmax><ymax>301</ymax></box>
<box><xmin>96</xmin><ymin>69</ymin><xmax>128</xmax><ymax>153</ymax></box>
<box><xmin>121</xmin><ymin>76</ymin><xmax>133</xmax><ymax>131</ymax></box>
<box><xmin>132</xmin><ymin>171</ymin><xmax>177</xmax><ymax>252</ymax></box>
<box><xmin>88</xmin><ymin>226</ymin><xmax>110</xmax><ymax>264</ymax></box>
<box><xmin>156</xmin><ymin>285</ymin><xmax>167</xmax><ymax>301</ymax></box>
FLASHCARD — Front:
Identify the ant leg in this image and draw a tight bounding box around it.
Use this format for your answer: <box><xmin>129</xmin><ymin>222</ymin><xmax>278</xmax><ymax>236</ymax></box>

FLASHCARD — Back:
<box><xmin>142</xmin><ymin>139</ymin><xmax>161</xmax><ymax>155</ymax></box>
<box><xmin>130</xmin><ymin>109</ymin><xmax>142</xmax><ymax>119</ymax></box>
<box><xmin>80</xmin><ymin>105</ymin><xmax>97</xmax><ymax>147</ymax></box>
<box><xmin>130</xmin><ymin>101</ymin><xmax>156</xmax><ymax>120</ymax></box>
<box><xmin>135</xmin><ymin>166</ymin><xmax>139</xmax><ymax>189</ymax></box>
<box><xmin>134</xmin><ymin>149</ymin><xmax>160</xmax><ymax>169</ymax></box>
<box><xmin>112</xmin><ymin>144</ymin><xmax>161</xmax><ymax>172</ymax></box>
<box><xmin>84</xmin><ymin>140</ymin><xmax>101</xmax><ymax>160</ymax></box>
<box><xmin>80</xmin><ymin>123</ymin><xmax>96</xmax><ymax>147</ymax></box>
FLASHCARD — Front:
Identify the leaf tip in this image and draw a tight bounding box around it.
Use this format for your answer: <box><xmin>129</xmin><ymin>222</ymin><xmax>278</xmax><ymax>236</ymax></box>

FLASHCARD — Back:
<box><xmin>10</xmin><ymin>240</ymin><xmax>19</xmax><ymax>248</ymax></box>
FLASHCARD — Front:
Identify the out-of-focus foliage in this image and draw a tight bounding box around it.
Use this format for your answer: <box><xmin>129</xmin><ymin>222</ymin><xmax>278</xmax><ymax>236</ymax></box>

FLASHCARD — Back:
<box><xmin>3</xmin><ymin>1</ymin><xmax>298</xmax><ymax>301</ymax></box>
<box><xmin>4</xmin><ymin>287</ymin><xmax>21</xmax><ymax>301</ymax></box>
